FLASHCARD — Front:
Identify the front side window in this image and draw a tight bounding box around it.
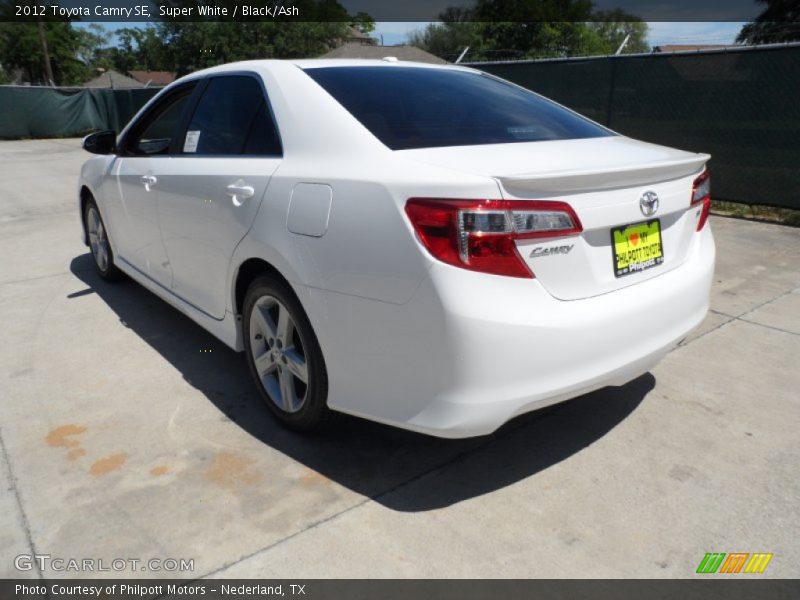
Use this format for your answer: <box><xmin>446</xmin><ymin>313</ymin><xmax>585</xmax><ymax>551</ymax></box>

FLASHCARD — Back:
<box><xmin>183</xmin><ymin>75</ymin><xmax>281</xmax><ymax>156</ymax></box>
<box><xmin>304</xmin><ymin>66</ymin><xmax>613</xmax><ymax>150</ymax></box>
<box><xmin>130</xmin><ymin>89</ymin><xmax>193</xmax><ymax>156</ymax></box>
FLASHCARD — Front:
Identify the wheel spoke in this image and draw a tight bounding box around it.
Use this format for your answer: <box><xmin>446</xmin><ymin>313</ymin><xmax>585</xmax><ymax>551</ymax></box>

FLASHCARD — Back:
<box><xmin>276</xmin><ymin>304</ymin><xmax>293</xmax><ymax>341</ymax></box>
<box><xmin>283</xmin><ymin>348</ymin><xmax>308</xmax><ymax>383</ymax></box>
<box><xmin>279</xmin><ymin>367</ymin><xmax>296</xmax><ymax>410</ymax></box>
<box><xmin>263</xmin><ymin>376</ymin><xmax>284</xmax><ymax>409</ymax></box>
<box><xmin>252</xmin><ymin>305</ymin><xmax>278</xmax><ymax>339</ymax></box>
<box><xmin>253</xmin><ymin>350</ymin><xmax>275</xmax><ymax>377</ymax></box>
<box><xmin>87</xmin><ymin>208</ymin><xmax>109</xmax><ymax>270</ymax></box>
<box><xmin>89</xmin><ymin>209</ymin><xmax>100</xmax><ymax>232</ymax></box>
<box><xmin>96</xmin><ymin>246</ymin><xmax>108</xmax><ymax>270</ymax></box>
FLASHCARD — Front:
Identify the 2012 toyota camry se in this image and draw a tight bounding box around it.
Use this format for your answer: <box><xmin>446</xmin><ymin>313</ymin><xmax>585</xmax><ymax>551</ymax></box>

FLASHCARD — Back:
<box><xmin>78</xmin><ymin>59</ymin><xmax>715</xmax><ymax>438</ymax></box>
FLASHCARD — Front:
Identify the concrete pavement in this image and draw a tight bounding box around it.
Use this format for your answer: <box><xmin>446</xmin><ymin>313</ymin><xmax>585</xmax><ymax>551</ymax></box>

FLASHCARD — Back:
<box><xmin>0</xmin><ymin>139</ymin><xmax>798</xmax><ymax>579</ymax></box>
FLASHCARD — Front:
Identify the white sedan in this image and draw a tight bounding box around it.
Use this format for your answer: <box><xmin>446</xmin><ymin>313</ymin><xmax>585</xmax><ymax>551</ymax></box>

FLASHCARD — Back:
<box><xmin>78</xmin><ymin>59</ymin><xmax>714</xmax><ymax>438</ymax></box>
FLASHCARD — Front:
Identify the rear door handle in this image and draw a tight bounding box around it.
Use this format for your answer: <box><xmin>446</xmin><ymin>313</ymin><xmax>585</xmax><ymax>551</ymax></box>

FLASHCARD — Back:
<box><xmin>141</xmin><ymin>174</ymin><xmax>157</xmax><ymax>191</ymax></box>
<box><xmin>225</xmin><ymin>180</ymin><xmax>255</xmax><ymax>206</ymax></box>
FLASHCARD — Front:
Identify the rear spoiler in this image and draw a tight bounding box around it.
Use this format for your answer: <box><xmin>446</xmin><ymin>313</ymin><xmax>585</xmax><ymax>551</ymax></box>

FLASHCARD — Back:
<box><xmin>497</xmin><ymin>154</ymin><xmax>710</xmax><ymax>197</ymax></box>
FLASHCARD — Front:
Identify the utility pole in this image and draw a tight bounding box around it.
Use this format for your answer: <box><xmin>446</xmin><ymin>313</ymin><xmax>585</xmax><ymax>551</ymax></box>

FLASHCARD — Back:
<box><xmin>615</xmin><ymin>34</ymin><xmax>631</xmax><ymax>56</ymax></box>
<box><xmin>36</xmin><ymin>20</ymin><xmax>55</xmax><ymax>85</ymax></box>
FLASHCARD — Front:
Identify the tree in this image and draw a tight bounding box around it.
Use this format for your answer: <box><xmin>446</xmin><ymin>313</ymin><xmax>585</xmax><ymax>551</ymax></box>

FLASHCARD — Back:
<box><xmin>408</xmin><ymin>21</ymin><xmax>480</xmax><ymax>62</ymax></box>
<box><xmin>737</xmin><ymin>0</ymin><xmax>800</xmax><ymax>44</ymax></box>
<box><xmin>0</xmin><ymin>22</ymin><xmax>88</xmax><ymax>84</ymax></box>
<box><xmin>154</xmin><ymin>21</ymin><xmax>352</xmax><ymax>76</ymax></box>
<box><xmin>0</xmin><ymin>0</ymin><xmax>368</xmax><ymax>83</ymax></box>
<box><xmin>107</xmin><ymin>26</ymin><xmax>168</xmax><ymax>73</ymax></box>
<box><xmin>101</xmin><ymin>1</ymin><xmax>356</xmax><ymax>76</ymax></box>
<box><xmin>74</xmin><ymin>24</ymin><xmax>110</xmax><ymax>67</ymax></box>
<box><xmin>350</xmin><ymin>12</ymin><xmax>376</xmax><ymax>35</ymax></box>
<box><xmin>469</xmin><ymin>0</ymin><xmax>598</xmax><ymax>60</ymax></box>
<box><xmin>408</xmin><ymin>0</ymin><xmax>649</xmax><ymax>61</ymax></box>
<box><xmin>590</xmin><ymin>10</ymin><xmax>649</xmax><ymax>54</ymax></box>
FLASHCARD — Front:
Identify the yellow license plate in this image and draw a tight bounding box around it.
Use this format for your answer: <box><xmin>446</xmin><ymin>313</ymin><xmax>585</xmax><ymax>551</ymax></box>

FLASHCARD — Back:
<box><xmin>611</xmin><ymin>219</ymin><xmax>664</xmax><ymax>277</ymax></box>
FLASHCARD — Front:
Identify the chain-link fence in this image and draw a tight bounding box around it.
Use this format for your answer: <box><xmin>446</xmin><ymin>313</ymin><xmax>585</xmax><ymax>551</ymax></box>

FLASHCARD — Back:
<box><xmin>0</xmin><ymin>86</ymin><xmax>161</xmax><ymax>140</ymax></box>
<box><xmin>470</xmin><ymin>44</ymin><xmax>800</xmax><ymax>209</ymax></box>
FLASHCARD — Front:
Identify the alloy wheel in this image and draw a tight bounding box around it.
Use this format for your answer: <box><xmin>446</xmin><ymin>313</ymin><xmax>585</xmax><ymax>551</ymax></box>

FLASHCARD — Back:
<box><xmin>87</xmin><ymin>206</ymin><xmax>109</xmax><ymax>272</ymax></box>
<box><xmin>249</xmin><ymin>295</ymin><xmax>309</xmax><ymax>413</ymax></box>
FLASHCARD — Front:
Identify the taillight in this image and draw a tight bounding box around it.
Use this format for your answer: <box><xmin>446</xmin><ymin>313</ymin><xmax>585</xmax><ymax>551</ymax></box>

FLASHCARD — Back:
<box><xmin>691</xmin><ymin>170</ymin><xmax>711</xmax><ymax>231</ymax></box>
<box><xmin>405</xmin><ymin>199</ymin><xmax>582</xmax><ymax>278</ymax></box>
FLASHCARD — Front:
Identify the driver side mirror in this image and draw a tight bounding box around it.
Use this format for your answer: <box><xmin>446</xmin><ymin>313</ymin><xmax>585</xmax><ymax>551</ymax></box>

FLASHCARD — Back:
<box><xmin>83</xmin><ymin>130</ymin><xmax>116</xmax><ymax>155</ymax></box>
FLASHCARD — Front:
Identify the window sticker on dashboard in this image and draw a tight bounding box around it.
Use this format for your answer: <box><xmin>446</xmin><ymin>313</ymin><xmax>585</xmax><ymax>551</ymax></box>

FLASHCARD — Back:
<box><xmin>184</xmin><ymin>130</ymin><xmax>200</xmax><ymax>153</ymax></box>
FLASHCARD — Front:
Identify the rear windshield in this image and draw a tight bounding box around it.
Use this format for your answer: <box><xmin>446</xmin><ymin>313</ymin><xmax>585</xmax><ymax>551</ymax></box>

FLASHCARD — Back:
<box><xmin>304</xmin><ymin>66</ymin><xmax>613</xmax><ymax>150</ymax></box>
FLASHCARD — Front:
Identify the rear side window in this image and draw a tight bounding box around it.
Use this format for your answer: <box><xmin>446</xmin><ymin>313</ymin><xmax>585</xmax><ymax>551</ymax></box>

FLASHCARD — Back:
<box><xmin>184</xmin><ymin>75</ymin><xmax>281</xmax><ymax>156</ymax></box>
<box><xmin>304</xmin><ymin>66</ymin><xmax>612</xmax><ymax>150</ymax></box>
<box><xmin>243</xmin><ymin>104</ymin><xmax>282</xmax><ymax>156</ymax></box>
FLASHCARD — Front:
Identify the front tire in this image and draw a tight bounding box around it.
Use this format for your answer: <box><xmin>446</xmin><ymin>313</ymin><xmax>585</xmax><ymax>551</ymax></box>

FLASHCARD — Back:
<box><xmin>84</xmin><ymin>198</ymin><xmax>123</xmax><ymax>281</ymax></box>
<box><xmin>243</xmin><ymin>275</ymin><xmax>330</xmax><ymax>432</ymax></box>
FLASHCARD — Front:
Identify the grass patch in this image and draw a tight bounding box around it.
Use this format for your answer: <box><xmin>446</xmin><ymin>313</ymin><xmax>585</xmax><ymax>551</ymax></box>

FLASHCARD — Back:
<box><xmin>711</xmin><ymin>200</ymin><xmax>800</xmax><ymax>228</ymax></box>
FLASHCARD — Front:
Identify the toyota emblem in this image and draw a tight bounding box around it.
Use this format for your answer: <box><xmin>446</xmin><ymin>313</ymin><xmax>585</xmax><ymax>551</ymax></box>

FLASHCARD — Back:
<box><xmin>639</xmin><ymin>191</ymin><xmax>659</xmax><ymax>217</ymax></box>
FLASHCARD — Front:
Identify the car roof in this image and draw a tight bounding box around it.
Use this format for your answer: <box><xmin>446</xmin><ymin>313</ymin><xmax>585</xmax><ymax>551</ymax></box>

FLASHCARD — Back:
<box><xmin>183</xmin><ymin>58</ymin><xmax>476</xmax><ymax>79</ymax></box>
<box><xmin>289</xmin><ymin>58</ymin><xmax>467</xmax><ymax>70</ymax></box>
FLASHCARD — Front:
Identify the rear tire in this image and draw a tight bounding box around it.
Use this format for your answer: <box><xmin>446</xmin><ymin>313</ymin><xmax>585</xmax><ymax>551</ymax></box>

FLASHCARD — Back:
<box><xmin>83</xmin><ymin>197</ymin><xmax>123</xmax><ymax>282</ymax></box>
<box><xmin>243</xmin><ymin>274</ymin><xmax>331</xmax><ymax>432</ymax></box>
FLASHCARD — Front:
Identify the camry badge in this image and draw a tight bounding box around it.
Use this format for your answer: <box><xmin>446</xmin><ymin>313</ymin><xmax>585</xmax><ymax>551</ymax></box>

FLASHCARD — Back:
<box><xmin>640</xmin><ymin>191</ymin><xmax>659</xmax><ymax>217</ymax></box>
<box><xmin>530</xmin><ymin>244</ymin><xmax>574</xmax><ymax>258</ymax></box>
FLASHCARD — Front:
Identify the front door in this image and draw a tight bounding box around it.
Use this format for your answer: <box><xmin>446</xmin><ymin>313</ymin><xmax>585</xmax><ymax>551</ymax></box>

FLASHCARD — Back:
<box><xmin>109</xmin><ymin>85</ymin><xmax>196</xmax><ymax>288</ymax></box>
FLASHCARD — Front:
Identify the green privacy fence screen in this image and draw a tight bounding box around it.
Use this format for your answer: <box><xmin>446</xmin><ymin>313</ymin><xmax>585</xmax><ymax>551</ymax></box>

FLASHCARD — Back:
<box><xmin>1</xmin><ymin>45</ymin><xmax>799</xmax><ymax>207</ymax></box>
<box><xmin>470</xmin><ymin>44</ymin><xmax>800</xmax><ymax>209</ymax></box>
<box><xmin>0</xmin><ymin>86</ymin><xmax>161</xmax><ymax>140</ymax></box>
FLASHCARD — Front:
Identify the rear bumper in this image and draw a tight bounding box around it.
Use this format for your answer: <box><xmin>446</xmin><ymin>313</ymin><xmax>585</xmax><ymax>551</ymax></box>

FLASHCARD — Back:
<box><xmin>320</xmin><ymin>227</ymin><xmax>715</xmax><ymax>438</ymax></box>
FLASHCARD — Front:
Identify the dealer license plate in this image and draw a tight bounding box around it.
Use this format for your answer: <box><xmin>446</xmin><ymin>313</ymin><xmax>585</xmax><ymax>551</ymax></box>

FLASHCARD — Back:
<box><xmin>611</xmin><ymin>219</ymin><xmax>664</xmax><ymax>277</ymax></box>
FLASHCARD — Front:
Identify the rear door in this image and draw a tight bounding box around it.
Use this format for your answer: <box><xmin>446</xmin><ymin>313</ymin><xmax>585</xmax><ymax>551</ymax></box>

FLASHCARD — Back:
<box><xmin>155</xmin><ymin>74</ymin><xmax>282</xmax><ymax>319</ymax></box>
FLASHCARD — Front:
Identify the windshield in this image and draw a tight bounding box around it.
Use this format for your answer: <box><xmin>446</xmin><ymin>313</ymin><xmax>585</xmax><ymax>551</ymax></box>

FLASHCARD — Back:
<box><xmin>304</xmin><ymin>66</ymin><xmax>613</xmax><ymax>150</ymax></box>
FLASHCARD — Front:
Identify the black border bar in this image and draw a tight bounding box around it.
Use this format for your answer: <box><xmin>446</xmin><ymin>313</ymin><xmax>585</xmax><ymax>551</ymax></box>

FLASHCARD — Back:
<box><xmin>3</xmin><ymin>579</ymin><xmax>800</xmax><ymax>600</ymax></box>
<box><xmin>1</xmin><ymin>0</ymin><xmax>793</xmax><ymax>23</ymax></box>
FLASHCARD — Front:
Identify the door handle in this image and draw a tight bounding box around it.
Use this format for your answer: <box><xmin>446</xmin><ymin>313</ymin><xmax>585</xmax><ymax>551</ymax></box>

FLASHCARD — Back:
<box><xmin>141</xmin><ymin>174</ymin><xmax>157</xmax><ymax>191</ymax></box>
<box><xmin>225</xmin><ymin>180</ymin><xmax>255</xmax><ymax>206</ymax></box>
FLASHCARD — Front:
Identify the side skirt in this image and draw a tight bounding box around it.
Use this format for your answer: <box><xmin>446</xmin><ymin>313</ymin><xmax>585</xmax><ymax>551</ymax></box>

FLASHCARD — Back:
<box><xmin>115</xmin><ymin>256</ymin><xmax>244</xmax><ymax>352</ymax></box>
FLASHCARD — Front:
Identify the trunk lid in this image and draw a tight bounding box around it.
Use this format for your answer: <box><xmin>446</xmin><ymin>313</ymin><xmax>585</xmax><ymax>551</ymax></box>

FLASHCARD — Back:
<box><xmin>399</xmin><ymin>136</ymin><xmax>710</xmax><ymax>300</ymax></box>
